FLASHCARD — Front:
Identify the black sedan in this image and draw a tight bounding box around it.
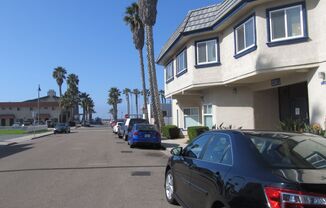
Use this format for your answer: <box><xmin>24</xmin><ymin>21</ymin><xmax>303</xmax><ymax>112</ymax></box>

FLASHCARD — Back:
<box><xmin>54</xmin><ymin>123</ymin><xmax>71</xmax><ymax>134</ymax></box>
<box><xmin>165</xmin><ymin>130</ymin><xmax>326</xmax><ymax>208</ymax></box>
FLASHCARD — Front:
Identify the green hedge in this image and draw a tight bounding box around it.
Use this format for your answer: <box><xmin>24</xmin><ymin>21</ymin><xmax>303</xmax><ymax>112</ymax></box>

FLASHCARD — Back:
<box><xmin>162</xmin><ymin>125</ymin><xmax>180</xmax><ymax>139</ymax></box>
<box><xmin>187</xmin><ymin>126</ymin><xmax>209</xmax><ymax>142</ymax></box>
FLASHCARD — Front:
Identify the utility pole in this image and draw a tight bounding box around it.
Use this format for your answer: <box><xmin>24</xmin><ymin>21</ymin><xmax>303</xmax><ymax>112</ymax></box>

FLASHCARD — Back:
<box><xmin>38</xmin><ymin>84</ymin><xmax>41</xmax><ymax>125</ymax></box>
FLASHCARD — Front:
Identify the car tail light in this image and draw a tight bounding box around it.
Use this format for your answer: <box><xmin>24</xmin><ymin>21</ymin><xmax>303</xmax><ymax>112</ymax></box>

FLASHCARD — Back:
<box><xmin>264</xmin><ymin>187</ymin><xmax>326</xmax><ymax>208</ymax></box>
<box><xmin>133</xmin><ymin>131</ymin><xmax>139</xmax><ymax>136</ymax></box>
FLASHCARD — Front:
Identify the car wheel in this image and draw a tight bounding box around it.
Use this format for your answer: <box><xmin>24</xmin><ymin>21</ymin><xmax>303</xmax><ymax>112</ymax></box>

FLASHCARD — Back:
<box><xmin>124</xmin><ymin>135</ymin><xmax>128</xmax><ymax>141</ymax></box>
<box><xmin>130</xmin><ymin>144</ymin><xmax>134</xmax><ymax>148</ymax></box>
<box><xmin>165</xmin><ymin>169</ymin><xmax>178</xmax><ymax>205</ymax></box>
<box><xmin>118</xmin><ymin>134</ymin><xmax>122</xmax><ymax>139</ymax></box>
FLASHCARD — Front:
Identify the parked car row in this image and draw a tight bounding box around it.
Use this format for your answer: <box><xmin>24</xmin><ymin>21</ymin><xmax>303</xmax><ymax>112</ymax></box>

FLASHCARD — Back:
<box><xmin>164</xmin><ymin>130</ymin><xmax>326</xmax><ymax>208</ymax></box>
<box><xmin>112</xmin><ymin>118</ymin><xmax>161</xmax><ymax>149</ymax></box>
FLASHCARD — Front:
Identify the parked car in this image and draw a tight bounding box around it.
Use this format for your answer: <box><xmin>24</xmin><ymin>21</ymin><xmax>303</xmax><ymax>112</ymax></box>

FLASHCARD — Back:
<box><xmin>122</xmin><ymin>118</ymin><xmax>149</xmax><ymax>141</ymax></box>
<box><xmin>165</xmin><ymin>130</ymin><xmax>326</xmax><ymax>208</ymax></box>
<box><xmin>12</xmin><ymin>122</ymin><xmax>23</xmax><ymax>128</ymax></box>
<box><xmin>117</xmin><ymin>122</ymin><xmax>125</xmax><ymax>138</ymax></box>
<box><xmin>127</xmin><ymin>124</ymin><xmax>161</xmax><ymax>148</ymax></box>
<box><xmin>54</xmin><ymin>123</ymin><xmax>71</xmax><ymax>134</ymax></box>
<box><xmin>113</xmin><ymin>122</ymin><xmax>124</xmax><ymax>134</ymax></box>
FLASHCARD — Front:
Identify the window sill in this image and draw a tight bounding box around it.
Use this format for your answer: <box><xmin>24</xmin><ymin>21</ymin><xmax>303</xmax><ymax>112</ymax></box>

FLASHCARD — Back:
<box><xmin>234</xmin><ymin>45</ymin><xmax>257</xmax><ymax>59</ymax></box>
<box><xmin>166</xmin><ymin>77</ymin><xmax>174</xmax><ymax>84</ymax></box>
<box><xmin>195</xmin><ymin>62</ymin><xmax>221</xmax><ymax>69</ymax></box>
<box><xmin>176</xmin><ymin>69</ymin><xmax>188</xmax><ymax>78</ymax></box>
<box><xmin>267</xmin><ymin>36</ymin><xmax>308</xmax><ymax>47</ymax></box>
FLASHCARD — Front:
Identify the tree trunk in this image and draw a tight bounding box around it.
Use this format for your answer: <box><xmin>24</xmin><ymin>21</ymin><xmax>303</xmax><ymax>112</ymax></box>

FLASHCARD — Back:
<box><xmin>145</xmin><ymin>25</ymin><xmax>164</xmax><ymax>130</ymax></box>
<box><xmin>126</xmin><ymin>95</ymin><xmax>130</xmax><ymax>116</ymax></box>
<box><xmin>139</xmin><ymin>49</ymin><xmax>148</xmax><ymax>121</ymax></box>
<box><xmin>82</xmin><ymin>107</ymin><xmax>86</xmax><ymax>125</ymax></box>
<box><xmin>113</xmin><ymin>104</ymin><xmax>118</xmax><ymax>121</ymax></box>
<box><xmin>135</xmin><ymin>94</ymin><xmax>139</xmax><ymax>118</ymax></box>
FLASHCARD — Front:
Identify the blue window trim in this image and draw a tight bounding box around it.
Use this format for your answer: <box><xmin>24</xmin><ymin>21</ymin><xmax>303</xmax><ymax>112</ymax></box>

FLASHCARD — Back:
<box><xmin>266</xmin><ymin>2</ymin><xmax>308</xmax><ymax>47</ymax></box>
<box><xmin>176</xmin><ymin>47</ymin><xmax>188</xmax><ymax>78</ymax></box>
<box><xmin>233</xmin><ymin>13</ymin><xmax>257</xmax><ymax>59</ymax></box>
<box><xmin>165</xmin><ymin>60</ymin><xmax>174</xmax><ymax>84</ymax></box>
<box><xmin>194</xmin><ymin>37</ymin><xmax>220</xmax><ymax>68</ymax></box>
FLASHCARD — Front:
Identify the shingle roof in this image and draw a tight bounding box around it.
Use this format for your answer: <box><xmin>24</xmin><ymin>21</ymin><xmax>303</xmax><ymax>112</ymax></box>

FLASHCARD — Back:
<box><xmin>157</xmin><ymin>0</ymin><xmax>246</xmax><ymax>64</ymax></box>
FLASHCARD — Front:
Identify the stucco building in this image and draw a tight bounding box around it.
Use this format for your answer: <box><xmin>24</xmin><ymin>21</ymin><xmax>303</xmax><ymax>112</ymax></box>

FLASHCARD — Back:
<box><xmin>158</xmin><ymin>0</ymin><xmax>326</xmax><ymax>130</ymax></box>
<box><xmin>0</xmin><ymin>90</ymin><xmax>60</xmax><ymax>126</ymax></box>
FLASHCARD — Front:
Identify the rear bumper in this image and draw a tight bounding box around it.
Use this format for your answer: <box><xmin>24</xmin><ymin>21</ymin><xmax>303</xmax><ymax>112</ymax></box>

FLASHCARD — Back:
<box><xmin>131</xmin><ymin>137</ymin><xmax>161</xmax><ymax>145</ymax></box>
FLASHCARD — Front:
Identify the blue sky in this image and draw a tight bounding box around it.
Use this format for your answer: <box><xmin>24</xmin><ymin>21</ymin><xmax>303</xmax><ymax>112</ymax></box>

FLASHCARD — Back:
<box><xmin>0</xmin><ymin>0</ymin><xmax>220</xmax><ymax>118</ymax></box>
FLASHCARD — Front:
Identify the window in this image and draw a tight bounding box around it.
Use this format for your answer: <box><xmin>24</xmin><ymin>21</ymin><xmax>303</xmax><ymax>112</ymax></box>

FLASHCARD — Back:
<box><xmin>30</xmin><ymin>107</ymin><xmax>33</xmax><ymax>111</ymax></box>
<box><xmin>176</xmin><ymin>49</ymin><xmax>187</xmax><ymax>75</ymax></box>
<box><xmin>165</xmin><ymin>61</ymin><xmax>174</xmax><ymax>82</ymax></box>
<box><xmin>184</xmin><ymin>107</ymin><xmax>199</xmax><ymax>129</ymax></box>
<box><xmin>202</xmin><ymin>134</ymin><xmax>233</xmax><ymax>165</ymax></box>
<box><xmin>203</xmin><ymin>104</ymin><xmax>213</xmax><ymax>129</ymax></box>
<box><xmin>44</xmin><ymin>107</ymin><xmax>48</xmax><ymax>110</ymax></box>
<box><xmin>52</xmin><ymin>107</ymin><xmax>55</xmax><ymax>111</ymax></box>
<box><xmin>184</xmin><ymin>134</ymin><xmax>212</xmax><ymax>159</ymax></box>
<box><xmin>196</xmin><ymin>39</ymin><xmax>218</xmax><ymax>65</ymax></box>
<box><xmin>268</xmin><ymin>4</ymin><xmax>305</xmax><ymax>43</ymax></box>
<box><xmin>235</xmin><ymin>16</ymin><xmax>256</xmax><ymax>55</ymax></box>
<box><xmin>17</xmin><ymin>107</ymin><xmax>20</xmax><ymax>111</ymax></box>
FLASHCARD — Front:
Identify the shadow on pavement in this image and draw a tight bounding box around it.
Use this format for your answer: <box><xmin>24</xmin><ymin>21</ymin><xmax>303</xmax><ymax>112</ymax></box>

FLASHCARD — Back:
<box><xmin>161</xmin><ymin>143</ymin><xmax>180</xmax><ymax>149</ymax></box>
<box><xmin>0</xmin><ymin>144</ymin><xmax>33</xmax><ymax>159</ymax></box>
<box><xmin>0</xmin><ymin>164</ymin><xmax>166</xmax><ymax>173</ymax></box>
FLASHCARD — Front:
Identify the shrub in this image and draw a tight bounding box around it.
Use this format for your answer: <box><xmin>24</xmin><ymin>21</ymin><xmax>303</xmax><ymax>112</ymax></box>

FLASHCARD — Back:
<box><xmin>187</xmin><ymin>126</ymin><xmax>209</xmax><ymax>142</ymax></box>
<box><xmin>162</xmin><ymin>125</ymin><xmax>180</xmax><ymax>139</ymax></box>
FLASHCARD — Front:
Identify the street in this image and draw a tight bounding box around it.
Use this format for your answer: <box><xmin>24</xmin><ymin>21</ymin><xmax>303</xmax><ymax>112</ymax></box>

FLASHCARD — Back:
<box><xmin>0</xmin><ymin>127</ymin><xmax>177</xmax><ymax>208</ymax></box>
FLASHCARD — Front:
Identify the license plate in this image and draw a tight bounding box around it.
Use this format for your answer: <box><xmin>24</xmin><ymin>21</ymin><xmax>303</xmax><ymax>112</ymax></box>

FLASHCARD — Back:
<box><xmin>144</xmin><ymin>134</ymin><xmax>151</xmax><ymax>138</ymax></box>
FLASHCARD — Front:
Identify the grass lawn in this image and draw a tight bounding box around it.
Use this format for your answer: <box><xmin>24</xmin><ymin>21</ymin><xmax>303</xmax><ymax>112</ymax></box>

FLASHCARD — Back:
<box><xmin>0</xmin><ymin>129</ymin><xmax>27</xmax><ymax>135</ymax></box>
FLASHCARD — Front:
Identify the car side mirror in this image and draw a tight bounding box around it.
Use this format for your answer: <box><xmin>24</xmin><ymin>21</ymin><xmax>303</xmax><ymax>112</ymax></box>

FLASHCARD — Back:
<box><xmin>170</xmin><ymin>147</ymin><xmax>183</xmax><ymax>156</ymax></box>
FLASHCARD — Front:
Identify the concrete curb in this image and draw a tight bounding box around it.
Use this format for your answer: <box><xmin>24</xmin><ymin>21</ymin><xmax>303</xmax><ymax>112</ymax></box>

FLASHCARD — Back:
<box><xmin>0</xmin><ymin>132</ymin><xmax>53</xmax><ymax>146</ymax></box>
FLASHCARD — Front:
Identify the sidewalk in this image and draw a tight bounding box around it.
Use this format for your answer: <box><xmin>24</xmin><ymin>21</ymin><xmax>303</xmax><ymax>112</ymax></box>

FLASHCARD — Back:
<box><xmin>0</xmin><ymin>131</ymin><xmax>53</xmax><ymax>146</ymax></box>
<box><xmin>161</xmin><ymin>137</ymin><xmax>188</xmax><ymax>156</ymax></box>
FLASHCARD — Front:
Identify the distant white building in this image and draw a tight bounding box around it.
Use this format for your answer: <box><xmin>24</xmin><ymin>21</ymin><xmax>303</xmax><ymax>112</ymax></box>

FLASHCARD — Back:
<box><xmin>0</xmin><ymin>90</ymin><xmax>60</xmax><ymax>126</ymax></box>
<box><xmin>147</xmin><ymin>103</ymin><xmax>173</xmax><ymax>125</ymax></box>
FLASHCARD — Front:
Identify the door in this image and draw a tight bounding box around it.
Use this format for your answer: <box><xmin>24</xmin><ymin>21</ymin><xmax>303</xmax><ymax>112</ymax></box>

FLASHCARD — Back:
<box><xmin>174</xmin><ymin>134</ymin><xmax>212</xmax><ymax>207</ymax></box>
<box><xmin>189</xmin><ymin>133</ymin><xmax>233</xmax><ymax>208</ymax></box>
<box><xmin>1</xmin><ymin>119</ymin><xmax>5</xmax><ymax>126</ymax></box>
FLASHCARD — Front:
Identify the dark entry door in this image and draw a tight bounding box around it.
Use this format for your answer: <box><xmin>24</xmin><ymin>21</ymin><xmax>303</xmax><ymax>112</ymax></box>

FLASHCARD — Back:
<box><xmin>279</xmin><ymin>82</ymin><xmax>309</xmax><ymax>123</ymax></box>
<box><xmin>1</xmin><ymin>119</ymin><xmax>6</xmax><ymax>126</ymax></box>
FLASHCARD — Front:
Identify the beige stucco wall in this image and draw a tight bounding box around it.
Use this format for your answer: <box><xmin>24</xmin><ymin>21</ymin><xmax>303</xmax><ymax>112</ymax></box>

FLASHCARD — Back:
<box><xmin>164</xmin><ymin>0</ymin><xmax>326</xmax><ymax>96</ymax></box>
<box><xmin>253</xmin><ymin>88</ymin><xmax>279</xmax><ymax>130</ymax></box>
<box><xmin>307</xmin><ymin>63</ymin><xmax>326</xmax><ymax>128</ymax></box>
<box><xmin>0</xmin><ymin>106</ymin><xmax>60</xmax><ymax>122</ymax></box>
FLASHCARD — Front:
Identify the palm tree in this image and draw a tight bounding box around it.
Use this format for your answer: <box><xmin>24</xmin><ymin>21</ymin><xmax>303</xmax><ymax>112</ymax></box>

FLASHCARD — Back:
<box><xmin>85</xmin><ymin>96</ymin><xmax>95</xmax><ymax>122</ymax></box>
<box><xmin>138</xmin><ymin>0</ymin><xmax>164</xmax><ymax>130</ymax></box>
<box><xmin>141</xmin><ymin>89</ymin><xmax>150</xmax><ymax>104</ymax></box>
<box><xmin>107</xmin><ymin>87</ymin><xmax>122</xmax><ymax>121</ymax></box>
<box><xmin>60</xmin><ymin>91</ymin><xmax>75</xmax><ymax>122</ymax></box>
<box><xmin>79</xmin><ymin>92</ymin><xmax>90</xmax><ymax>125</ymax></box>
<box><xmin>52</xmin><ymin>66</ymin><xmax>67</xmax><ymax>97</ymax></box>
<box><xmin>66</xmin><ymin>74</ymin><xmax>80</xmax><ymax>122</ymax></box>
<box><xmin>124</xmin><ymin>2</ymin><xmax>149</xmax><ymax>121</ymax></box>
<box><xmin>159</xmin><ymin>89</ymin><xmax>166</xmax><ymax>104</ymax></box>
<box><xmin>133</xmin><ymin>89</ymin><xmax>141</xmax><ymax>118</ymax></box>
<box><xmin>123</xmin><ymin>88</ymin><xmax>131</xmax><ymax>116</ymax></box>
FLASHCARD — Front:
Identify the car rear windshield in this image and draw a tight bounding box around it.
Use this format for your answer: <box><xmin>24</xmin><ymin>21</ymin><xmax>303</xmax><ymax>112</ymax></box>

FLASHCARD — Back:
<box><xmin>136</xmin><ymin>125</ymin><xmax>156</xmax><ymax>131</ymax></box>
<box><xmin>245</xmin><ymin>132</ymin><xmax>326</xmax><ymax>169</ymax></box>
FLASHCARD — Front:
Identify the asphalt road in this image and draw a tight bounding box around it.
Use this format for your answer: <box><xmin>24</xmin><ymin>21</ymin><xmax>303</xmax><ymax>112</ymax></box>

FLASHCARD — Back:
<box><xmin>0</xmin><ymin>127</ymin><xmax>178</xmax><ymax>208</ymax></box>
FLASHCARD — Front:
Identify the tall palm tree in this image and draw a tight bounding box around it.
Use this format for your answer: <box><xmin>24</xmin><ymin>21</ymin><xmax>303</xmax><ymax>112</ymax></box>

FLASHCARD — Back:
<box><xmin>124</xmin><ymin>2</ymin><xmax>149</xmax><ymax>121</ymax></box>
<box><xmin>141</xmin><ymin>89</ymin><xmax>150</xmax><ymax>104</ymax></box>
<box><xmin>123</xmin><ymin>88</ymin><xmax>131</xmax><ymax>116</ymax></box>
<box><xmin>79</xmin><ymin>92</ymin><xmax>90</xmax><ymax>125</ymax></box>
<box><xmin>52</xmin><ymin>66</ymin><xmax>67</xmax><ymax>122</ymax></box>
<box><xmin>66</xmin><ymin>74</ymin><xmax>80</xmax><ymax>122</ymax></box>
<box><xmin>52</xmin><ymin>66</ymin><xmax>67</xmax><ymax>97</ymax></box>
<box><xmin>85</xmin><ymin>96</ymin><xmax>95</xmax><ymax>122</ymax></box>
<box><xmin>138</xmin><ymin>0</ymin><xmax>164</xmax><ymax>130</ymax></box>
<box><xmin>159</xmin><ymin>89</ymin><xmax>166</xmax><ymax>104</ymax></box>
<box><xmin>133</xmin><ymin>89</ymin><xmax>141</xmax><ymax>118</ymax></box>
<box><xmin>60</xmin><ymin>91</ymin><xmax>75</xmax><ymax>122</ymax></box>
<box><xmin>107</xmin><ymin>87</ymin><xmax>122</xmax><ymax>121</ymax></box>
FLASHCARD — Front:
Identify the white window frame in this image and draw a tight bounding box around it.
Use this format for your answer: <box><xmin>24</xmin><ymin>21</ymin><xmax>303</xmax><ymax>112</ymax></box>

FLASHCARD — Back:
<box><xmin>269</xmin><ymin>5</ymin><xmax>304</xmax><ymax>42</ymax></box>
<box><xmin>176</xmin><ymin>49</ymin><xmax>187</xmax><ymax>75</ymax></box>
<box><xmin>196</xmin><ymin>39</ymin><xmax>218</xmax><ymax>65</ymax></box>
<box><xmin>203</xmin><ymin>104</ymin><xmax>213</xmax><ymax>128</ymax></box>
<box><xmin>235</xmin><ymin>16</ymin><xmax>256</xmax><ymax>54</ymax></box>
<box><xmin>165</xmin><ymin>61</ymin><xmax>174</xmax><ymax>82</ymax></box>
<box><xmin>183</xmin><ymin>107</ymin><xmax>200</xmax><ymax>129</ymax></box>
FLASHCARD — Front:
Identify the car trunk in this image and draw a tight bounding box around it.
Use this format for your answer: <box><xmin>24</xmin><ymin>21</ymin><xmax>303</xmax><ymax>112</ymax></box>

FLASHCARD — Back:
<box><xmin>273</xmin><ymin>169</ymin><xmax>326</xmax><ymax>194</ymax></box>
